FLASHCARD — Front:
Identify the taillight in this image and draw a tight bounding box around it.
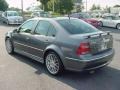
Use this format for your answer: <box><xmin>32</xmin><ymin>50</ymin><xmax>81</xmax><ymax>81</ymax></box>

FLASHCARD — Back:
<box><xmin>87</xmin><ymin>21</ymin><xmax>92</xmax><ymax>24</ymax></box>
<box><xmin>76</xmin><ymin>42</ymin><xmax>90</xmax><ymax>55</ymax></box>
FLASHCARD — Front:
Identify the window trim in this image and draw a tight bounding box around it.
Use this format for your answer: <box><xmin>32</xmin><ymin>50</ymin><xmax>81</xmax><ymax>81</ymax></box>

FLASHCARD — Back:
<box><xmin>46</xmin><ymin>24</ymin><xmax>57</xmax><ymax>37</ymax></box>
<box><xmin>18</xmin><ymin>20</ymin><xmax>38</xmax><ymax>34</ymax></box>
<box><xmin>57</xmin><ymin>19</ymin><xmax>99</xmax><ymax>35</ymax></box>
<box><xmin>33</xmin><ymin>20</ymin><xmax>56</xmax><ymax>36</ymax></box>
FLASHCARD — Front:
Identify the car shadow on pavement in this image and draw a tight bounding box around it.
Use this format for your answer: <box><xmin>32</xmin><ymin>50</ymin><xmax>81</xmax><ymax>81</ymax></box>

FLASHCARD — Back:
<box><xmin>11</xmin><ymin>53</ymin><xmax>120</xmax><ymax>90</ymax></box>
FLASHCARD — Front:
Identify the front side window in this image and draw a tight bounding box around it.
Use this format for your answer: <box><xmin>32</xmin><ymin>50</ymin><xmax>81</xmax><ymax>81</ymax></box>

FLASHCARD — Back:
<box><xmin>112</xmin><ymin>16</ymin><xmax>120</xmax><ymax>20</ymax></box>
<box><xmin>104</xmin><ymin>16</ymin><xmax>112</xmax><ymax>20</ymax></box>
<box><xmin>34</xmin><ymin>21</ymin><xmax>51</xmax><ymax>36</ymax></box>
<box><xmin>19</xmin><ymin>20</ymin><xmax>37</xmax><ymax>33</ymax></box>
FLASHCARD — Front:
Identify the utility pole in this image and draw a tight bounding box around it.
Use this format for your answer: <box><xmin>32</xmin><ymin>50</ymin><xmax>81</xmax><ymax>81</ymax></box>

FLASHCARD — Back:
<box><xmin>53</xmin><ymin>0</ymin><xmax>55</xmax><ymax>13</ymax></box>
<box><xmin>21</xmin><ymin>0</ymin><xmax>24</xmax><ymax>19</ymax></box>
<box><xmin>86</xmin><ymin>0</ymin><xmax>87</xmax><ymax>12</ymax></box>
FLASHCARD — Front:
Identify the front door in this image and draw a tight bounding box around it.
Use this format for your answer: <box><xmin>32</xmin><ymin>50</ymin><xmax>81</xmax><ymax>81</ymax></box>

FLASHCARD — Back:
<box><xmin>12</xmin><ymin>20</ymin><xmax>38</xmax><ymax>53</ymax></box>
<box><xmin>103</xmin><ymin>16</ymin><xmax>112</xmax><ymax>27</ymax></box>
<box><xmin>27</xmin><ymin>20</ymin><xmax>52</xmax><ymax>58</ymax></box>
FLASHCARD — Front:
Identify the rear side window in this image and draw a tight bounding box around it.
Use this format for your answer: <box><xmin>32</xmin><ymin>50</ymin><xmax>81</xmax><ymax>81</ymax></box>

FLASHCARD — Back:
<box><xmin>47</xmin><ymin>25</ymin><xmax>56</xmax><ymax>37</ymax></box>
<box><xmin>57</xmin><ymin>19</ymin><xmax>99</xmax><ymax>34</ymax></box>
<box><xmin>104</xmin><ymin>16</ymin><xmax>112</xmax><ymax>20</ymax></box>
<box><xmin>34</xmin><ymin>21</ymin><xmax>50</xmax><ymax>35</ymax></box>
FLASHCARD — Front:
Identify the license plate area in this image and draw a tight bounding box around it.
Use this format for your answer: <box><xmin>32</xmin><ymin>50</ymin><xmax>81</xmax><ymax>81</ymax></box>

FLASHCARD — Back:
<box><xmin>100</xmin><ymin>42</ymin><xmax>107</xmax><ymax>51</ymax></box>
<box><xmin>89</xmin><ymin>36</ymin><xmax>111</xmax><ymax>54</ymax></box>
<box><xmin>100</xmin><ymin>38</ymin><xmax>110</xmax><ymax>51</ymax></box>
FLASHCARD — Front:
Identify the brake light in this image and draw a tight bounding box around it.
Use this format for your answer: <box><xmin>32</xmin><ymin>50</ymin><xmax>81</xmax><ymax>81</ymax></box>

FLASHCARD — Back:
<box><xmin>76</xmin><ymin>42</ymin><xmax>90</xmax><ymax>55</ymax></box>
<box><xmin>87</xmin><ymin>21</ymin><xmax>92</xmax><ymax>24</ymax></box>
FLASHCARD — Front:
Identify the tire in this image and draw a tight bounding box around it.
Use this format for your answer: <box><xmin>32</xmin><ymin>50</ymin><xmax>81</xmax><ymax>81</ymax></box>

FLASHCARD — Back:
<box><xmin>99</xmin><ymin>21</ymin><xmax>103</xmax><ymax>27</ymax></box>
<box><xmin>45</xmin><ymin>51</ymin><xmax>64</xmax><ymax>75</ymax></box>
<box><xmin>5</xmin><ymin>38</ymin><xmax>14</xmax><ymax>54</ymax></box>
<box><xmin>116</xmin><ymin>23</ymin><xmax>120</xmax><ymax>30</ymax></box>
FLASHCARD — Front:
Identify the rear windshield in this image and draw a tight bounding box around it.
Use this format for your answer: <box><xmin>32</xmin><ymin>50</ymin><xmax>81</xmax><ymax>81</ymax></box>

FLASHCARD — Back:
<box><xmin>57</xmin><ymin>19</ymin><xmax>99</xmax><ymax>34</ymax></box>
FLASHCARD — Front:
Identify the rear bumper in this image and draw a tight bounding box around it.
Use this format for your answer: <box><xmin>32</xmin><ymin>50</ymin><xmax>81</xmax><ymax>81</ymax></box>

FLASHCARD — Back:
<box><xmin>9</xmin><ymin>22</ymin><xmax>22</xmax><ymax>25</ymax></box>
<box><xmin>63</xmin><ymin>49</ymin><xmax>114</xmax><ymax>72</ymax></box>
<box><xmin>8</xmin><ymin>21</ymin><xmax>23</xmax><ymax>25</ymax></box>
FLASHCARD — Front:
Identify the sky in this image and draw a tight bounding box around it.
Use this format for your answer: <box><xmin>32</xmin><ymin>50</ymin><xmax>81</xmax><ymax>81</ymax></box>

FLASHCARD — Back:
<box><xmin>83</xmin><ymin>0</ymin><xmax>120</xmax><ymax>10</ymax></box>
<box><xmin>6</xmin><ymin>0</ymin><xmax>120</xmax><ymax>10</ymax></box>
<box><xmin>6</xmin><ymin>0</ymin><xmax>38</xmax><ymax>10</ymax></box>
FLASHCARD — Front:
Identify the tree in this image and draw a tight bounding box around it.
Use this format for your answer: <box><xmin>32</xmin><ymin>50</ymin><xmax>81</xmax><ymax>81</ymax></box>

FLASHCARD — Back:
<box><xmin>37</xmin><ymin>0</ymin><xmax>50</xmax><ymax>11</ymax></box>
<box><xmin>75</xmin><ymin>3</ymin><xmax>84</xmax><ymax>12</ymax></box>
<box><xmin>90</xmin><ymin>4</ymin><xmax>97</xmax><ymax>11</ymax></box>
<box><xmin>97</xmin><ymin>5</ymin><xmax>101</xmax><ymax>10</ymax></box>
<box><xmin>104</xmin><ymin>6</ymin><xmax>111</xmax><ymax>13</ymax></box>
<box><xmin>90</xmin><ymin>4</ymin><xmax>101</xmax><ymax>11</ymax></box>
<box><xmin>114</xmin><ymin>5</ymin><xmax>120</xmax><ymax>7</ymax></box>
<box><xmin>60</xmin><ymin>0</ymin><xmax>74</xmax><ymax>14</ymax></box>
<box><xmin>48</xmin><ymin>0</ymin><xmax>74</xmax><ymax>14</ymax></box>
<box><xmin>74</xmin><ymin>0</ymin><xmax>82</xmax><ymax>3</ymax></box>
<box><xmin>8</xmin><ymin>7</ymin><xmax>21</xmax><ymax>11</ymax></box>
<box><xmin>0</xmin><ymin>0</ymin><xmax>8</xmax><ymax>11</ymax></box>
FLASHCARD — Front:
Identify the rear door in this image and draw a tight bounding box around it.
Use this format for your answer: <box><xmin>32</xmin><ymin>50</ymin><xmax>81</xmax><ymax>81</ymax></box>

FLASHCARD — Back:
<box><xmin>110</xmin><ymin>16</ymin><xmax>118</xmax><ymax>27</ymax></box>
<box><xmin>102</xmin><ymin>16</ymin><xmax>112</xmax><ymax>26</ymax></box>
<box><xmin>106</xmin><ymin>16</ymin><xmax>115</xmax><ymax>27</ymax></box>
<box><xmin>27</xmin><ymin>20</ymin><xmax>52</xmax><ymax>58</ymax></box>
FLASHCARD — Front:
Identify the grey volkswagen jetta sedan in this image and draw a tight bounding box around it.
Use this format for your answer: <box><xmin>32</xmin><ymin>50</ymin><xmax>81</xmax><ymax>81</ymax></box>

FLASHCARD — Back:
<box><xmin>5</xmin><ymin>17</ymin><xmax>114</xmax><ymax>75</ymax></box>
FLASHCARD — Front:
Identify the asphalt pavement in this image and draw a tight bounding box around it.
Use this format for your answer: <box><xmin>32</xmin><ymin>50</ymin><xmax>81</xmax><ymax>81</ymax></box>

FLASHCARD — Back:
<box><xmin>0</xmin><ymin>22</ymin><xmax>120</xmax><ymax>90</ymax></box>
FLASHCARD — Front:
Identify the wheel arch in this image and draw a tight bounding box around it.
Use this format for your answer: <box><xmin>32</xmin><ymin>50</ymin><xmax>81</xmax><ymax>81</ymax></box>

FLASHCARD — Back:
<box><xmin>116</xmin><ymin>23</ymin><xmax>120</xmax><ymax>28</ymax></box>
<box><xmin>5</xmin><ymin>36</ymin><xmax>14</xmax><ymax>54</ymax></box>
<box><xmin>99</xmin><ymin>21</ymin><xmax>103</xmax><ymax>26</ymax></box>
<box><xmin>5</xmin><ymin>36</ymin><xmax>10</xmax><ymax>40</ymax></box>
<box><xmin>5</xmin><ymin>32</ymin><xmax>13</xmax><ymax>41</ymax></box>
<box><xmin>43</xmin><ymin>45</ymin><xmax>64</xmax><ymax>64</ymax></box>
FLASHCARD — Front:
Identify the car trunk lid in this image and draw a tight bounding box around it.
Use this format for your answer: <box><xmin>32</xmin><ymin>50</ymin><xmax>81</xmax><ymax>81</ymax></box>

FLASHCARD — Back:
<box><xmin>71</xmin><ymin>31</ymin><xmax>113</xmax><ymax>55</ymax></box>
<box><xmin>86</xmin><ymin>32</ymin><xmax>113</xmax><ymax>55</ymax></box>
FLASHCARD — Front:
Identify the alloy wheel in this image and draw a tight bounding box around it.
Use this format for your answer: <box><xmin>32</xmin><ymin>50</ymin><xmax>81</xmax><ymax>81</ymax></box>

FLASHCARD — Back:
<box><xmin>117</xmin><ymin>24</ymin><xmax>120</xmax><ymax>30</ymax></box>
<box><xmin>5</xmin><ymin>39</ymin><xmax>13</xmax><ymax>54</ymax></box>
<box><xmin>45</xmin><ymin>53</ymin><xmax>60</xmax><ymax>75</ymax></box>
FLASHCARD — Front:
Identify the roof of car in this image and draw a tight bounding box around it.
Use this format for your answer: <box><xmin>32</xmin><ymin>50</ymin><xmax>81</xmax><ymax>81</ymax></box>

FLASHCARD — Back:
<box><xmin>30</xmin><ymin>17</ymin><xmax>76</xmax><ymax>21</ymax></box>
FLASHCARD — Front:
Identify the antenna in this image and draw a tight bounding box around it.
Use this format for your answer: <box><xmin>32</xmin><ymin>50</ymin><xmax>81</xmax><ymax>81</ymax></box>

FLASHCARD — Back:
<box><xmin>68</xmin><ymin>13</ymin><xmax>70</xmax><ymax>20</ymax></box>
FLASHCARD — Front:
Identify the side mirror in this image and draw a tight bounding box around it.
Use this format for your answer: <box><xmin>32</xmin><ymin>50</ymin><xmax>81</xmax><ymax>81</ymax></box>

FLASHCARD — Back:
<box><xmin>13</xmin><ymin>29</ymin><xmax>18</xmax><ymax>33</ymax></box>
